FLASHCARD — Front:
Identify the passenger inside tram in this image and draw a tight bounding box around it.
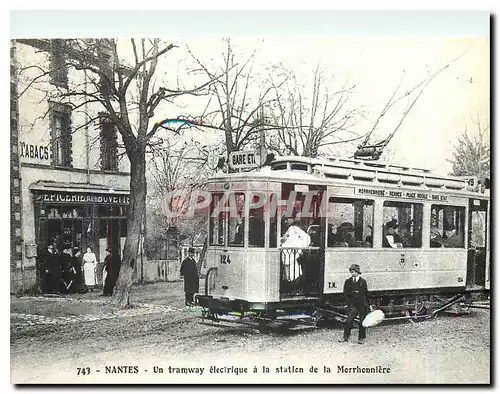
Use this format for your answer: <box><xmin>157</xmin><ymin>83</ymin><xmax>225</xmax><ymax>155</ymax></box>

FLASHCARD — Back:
<box><xmin>330</xmin><ymin>222</ymin><xmax>357</xmax><ymax>247</ymax></box>
<box><xmin>443</xmin><ymin>226</ymin><xmax>462</xmax><ymax>248</ymax></box>
<box><xmin>383</xmin><ymin>219</ymin><xmax>404</xmax><ymax>248</ymax></box>
<box><xmin>233</xmin><ymin>219</ymin><xmax>244</xmax><ymax>245</ymax></box>
<box><xmin>430</xmin><ymin>226</ymin><xmax>444</xmax><ymax>247</ymax></box>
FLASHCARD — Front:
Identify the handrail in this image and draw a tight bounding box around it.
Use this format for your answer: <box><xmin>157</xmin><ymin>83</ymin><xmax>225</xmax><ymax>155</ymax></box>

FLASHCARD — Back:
<box><xmin>205</xmin><ymin>267</ymin><xmax>218</xmax><ymax>296</ymax></box>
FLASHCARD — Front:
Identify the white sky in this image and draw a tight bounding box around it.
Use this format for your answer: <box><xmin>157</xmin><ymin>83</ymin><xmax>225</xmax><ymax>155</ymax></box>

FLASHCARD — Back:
<box><xmin>153</xmin><ymin>35</ymin><xmax>489</xmax><ymax>175</ymax></box>
<box><xmin>8</xmin><ymin>10</ymin><xmax>490</xmax><ymax>177</ymax></box>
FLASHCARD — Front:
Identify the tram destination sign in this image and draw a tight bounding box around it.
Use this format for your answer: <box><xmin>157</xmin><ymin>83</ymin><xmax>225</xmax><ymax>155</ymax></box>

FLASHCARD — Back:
<box><xmin>228</xmin><ymin>150</ymin><xmax>260</xmax><ymax>170</ymax></box>
<box><xmin>355</xmin><ymin>187</ymin><xmax>448</xmax><ymax>202</ymax></box>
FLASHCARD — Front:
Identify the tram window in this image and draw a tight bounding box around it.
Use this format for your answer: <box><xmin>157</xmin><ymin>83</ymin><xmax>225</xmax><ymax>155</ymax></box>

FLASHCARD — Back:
<box><xmin>383</xmin><ymin>202</ymin><xmax>423</xmax><ymax>248</ymax></box>
<box><xmin>291</xmin><ymin>163</ymin><xmax>308</xmax><ymax>171</ymax></box>
<box><xmin>470</xmin><ymin>210</ymin><xmax>486</xmax><ymax>248</ymax></box>
<box><xmin>227</xmin><ymin>193</ymin><xmax>245</xmax><ymax>247</ymax></box>
<box><xmin>430</xmin><ymin>205</ymin><xmax>465</xmax><ymax>248</ymax></box>
<box><xmin>209</xmin><ymin>193</ymin><xmax>226</xmax><ymax>246</ymax></box>
<box><xmin>327</xmin><ymin>198</ymin><xmax>374</xmax><ymax>248</ymax></box>
<box><xmin>269</xmin><ymin>193</ymin><xmax>279</xmax><ymax>248</ymax></box>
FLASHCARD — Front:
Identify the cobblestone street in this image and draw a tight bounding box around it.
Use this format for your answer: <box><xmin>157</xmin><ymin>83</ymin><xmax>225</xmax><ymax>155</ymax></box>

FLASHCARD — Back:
<box><xmin>10</xmin><ymin>281</ymin><xmax>490</xmax><ymax>384</ymax></box>
<box><xmin>11</xmin><ymin>297</ymin><xmax>179</xmax><ymax>328</ymax></box>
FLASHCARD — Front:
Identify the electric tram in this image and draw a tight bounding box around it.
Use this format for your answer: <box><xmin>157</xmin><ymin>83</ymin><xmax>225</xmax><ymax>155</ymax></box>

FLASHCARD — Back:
<box><xmin>196</xmin><ymin>155</ymin><xmax>490</xmax><ymax>327</ymax></box>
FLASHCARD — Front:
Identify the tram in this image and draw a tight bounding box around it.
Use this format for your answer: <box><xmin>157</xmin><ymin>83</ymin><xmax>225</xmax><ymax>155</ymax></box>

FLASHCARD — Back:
<box><xmin>195</xmin><ymin>156</ymin><xmax>490</xmax><ymax>327</ymax></box>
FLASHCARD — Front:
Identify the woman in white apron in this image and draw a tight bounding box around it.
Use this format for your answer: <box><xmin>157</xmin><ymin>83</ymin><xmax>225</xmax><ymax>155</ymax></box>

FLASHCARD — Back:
<box><xmin>281</xmin><ymin>222</ymin><xmax>311</xmax><ymax>280</ymax></box>
<box><xmin>82</xmin><ymin>247</ymin><xmax>97</xmax><ymax>291</ymax></box>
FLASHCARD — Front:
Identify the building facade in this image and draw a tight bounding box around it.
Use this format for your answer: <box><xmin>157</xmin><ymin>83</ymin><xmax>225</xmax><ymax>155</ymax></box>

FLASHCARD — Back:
<box><xmin>11</xmin><ymin>39</ymin><xmax>131</xmax><ymax>293</ymax></box>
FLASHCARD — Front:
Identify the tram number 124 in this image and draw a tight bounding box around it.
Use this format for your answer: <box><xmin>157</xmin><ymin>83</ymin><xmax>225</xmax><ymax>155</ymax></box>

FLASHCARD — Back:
<box><xmin>220</xmin><ymin>254</ymin><xmax>231</xmax><ymax>265</ymax></box>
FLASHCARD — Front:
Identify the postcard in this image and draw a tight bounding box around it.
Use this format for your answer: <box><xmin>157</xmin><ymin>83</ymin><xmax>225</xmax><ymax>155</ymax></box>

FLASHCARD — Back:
<box><xmin>10</xmin><ymin>10</ymin><xmax>490</xmax><ymax>384</ymax></box>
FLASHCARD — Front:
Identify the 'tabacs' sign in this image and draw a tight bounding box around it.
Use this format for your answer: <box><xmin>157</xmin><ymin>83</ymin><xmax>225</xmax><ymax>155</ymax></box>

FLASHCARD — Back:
<box><xmin>19</xmin><ymin>142</ymin><xmax>50</xmax><ymax>161</ymax></box>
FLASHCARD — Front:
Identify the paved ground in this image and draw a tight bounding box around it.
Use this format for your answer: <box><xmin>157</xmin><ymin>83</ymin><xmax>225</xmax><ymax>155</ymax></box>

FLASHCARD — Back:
<box><xmin>10</xmin><ymin>281</ymin><xmax>491</xmax><ymax>384</ymax></box>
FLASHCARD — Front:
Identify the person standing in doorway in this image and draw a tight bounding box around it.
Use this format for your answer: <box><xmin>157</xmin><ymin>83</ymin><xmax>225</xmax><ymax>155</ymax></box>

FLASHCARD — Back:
<box><xmin>339</xmin><ymin>264</ymin><xmax>372</xmax><ymax>344</ymax></box>
<box><xmin>42</xmin><ymin>242</ymin><xmax>60</xmax><ymax>293</ymax></box>
<box><xmin>180</xmin><ymin>247</ymin><xmax>199</xmax><ymax>306</ymax></box>
<box><xmin>82</xmin><ymin>247</ymin><xmax>98</xmax><ymax>292</ymax></box>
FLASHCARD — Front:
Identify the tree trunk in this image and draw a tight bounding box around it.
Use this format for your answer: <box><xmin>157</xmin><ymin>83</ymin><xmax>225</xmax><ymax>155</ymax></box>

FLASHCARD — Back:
<box><xmin>113</xmin><ymin>149</ymin><xmax>146</xmax><ymax>307</ymax></box>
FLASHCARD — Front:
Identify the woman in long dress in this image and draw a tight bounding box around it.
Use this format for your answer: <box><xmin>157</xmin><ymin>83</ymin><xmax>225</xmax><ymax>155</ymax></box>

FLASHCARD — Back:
<box><xmin>82</xmin><ymin>247</ymin><xmax>97</xmax><ymax>291</ymax></box>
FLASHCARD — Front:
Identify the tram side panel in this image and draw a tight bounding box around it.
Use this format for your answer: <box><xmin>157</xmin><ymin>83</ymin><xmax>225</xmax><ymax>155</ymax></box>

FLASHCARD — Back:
<box><xmin>323</xmin><ymin>249</ymin><xmax>468</xmax><ymax>296</ymax></box>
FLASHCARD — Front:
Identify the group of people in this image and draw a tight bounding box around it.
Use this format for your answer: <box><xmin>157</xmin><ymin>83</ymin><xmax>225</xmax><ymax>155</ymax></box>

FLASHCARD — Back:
<box><xmin>39</xmin><ymin>242</ymin><xmax>121</xmax><ymax>296</ymax></box>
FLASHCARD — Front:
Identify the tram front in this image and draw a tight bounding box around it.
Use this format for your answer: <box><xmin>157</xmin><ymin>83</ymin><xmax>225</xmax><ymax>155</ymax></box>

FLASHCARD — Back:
<box><xmin>197</xmin><ymin>177</ymin><xmax>281</xmax><ymax>312</ymax></box>
<box><xmin>196</xmin><ymin>173</ymin><xmax>327</xmax><ymax>314</ymax></box>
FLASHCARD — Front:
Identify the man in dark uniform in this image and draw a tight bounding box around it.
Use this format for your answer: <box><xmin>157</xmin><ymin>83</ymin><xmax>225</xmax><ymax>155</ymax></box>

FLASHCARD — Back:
<box><xmin>180</xmin><ymin>247</ymin><xmax>199</xmax><ymax>306</ymax></box>
<box><xmin>102</xmin><ymin>247</ymin><xmax>121</xmax><ymax>296</ymax></box>
<box><xmin>339</xmin><ymin>263</ymin><xmax>371</xmax><ymax>344</ymax></box>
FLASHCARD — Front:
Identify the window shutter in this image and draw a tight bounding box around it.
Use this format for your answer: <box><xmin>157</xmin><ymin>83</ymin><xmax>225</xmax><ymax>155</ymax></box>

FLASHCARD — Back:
<box><xmin>61</xmin><ymin>107</ymin><xmax>73</xmax><ymax>168</ymax></box>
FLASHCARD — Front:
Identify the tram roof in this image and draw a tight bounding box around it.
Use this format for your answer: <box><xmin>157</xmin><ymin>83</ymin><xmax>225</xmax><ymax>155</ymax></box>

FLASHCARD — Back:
<box><xmin>207</xmin><ymin>155</ymin><xmax>488</xmax><ymax>198</ymax></box>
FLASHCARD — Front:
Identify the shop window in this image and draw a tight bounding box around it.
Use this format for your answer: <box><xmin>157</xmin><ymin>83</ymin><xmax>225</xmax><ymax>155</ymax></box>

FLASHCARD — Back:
<box><xmin>60</xmin><ymin>206</ymin><xmax>82</xmax><ymax>218</ymax></box>
<box><xmin>47</xmin><ymin>207</ymin><xmax>62</xmax><ymax>219</ymax></box>
<box><xmin>120</xmin><ymin>206</ymin><xmax>128</xmax><ymax>217</ymax></box>
<box><xmin>209</xmin><ymin>193</ymin><xmax>225</xmax><ymax>246</ymax></box>
<box><xmin>382</xmin><ymin>201</ymin><xmax>423</xmax><ymax>248</ymax></box>
<box><xmin>430</xmin><ymin>205</ymin><xmax>465</xmax><ymax>248</ymax></box>
<box><xmin>84</xmin><ymin>206</ymin><xmax>93</xmax><ymax>218</ymax></box>
<box><xmin>51</xmin><ymin>103</ymin><xmax>72</xmax><ymax>168</ymax></box>
<box><xmin>227</xmin><ymin>193</ymin><xmax>245</xmax><ymax>247</ymax></box>
<box><xmin>50</xmin><ymin>39</ymin><xmax>68</xmax><ymax>88</ymax></box>
<box><xmin>100</xmin><ymin>117</ymin><xmax>118</xmax><ymax>171</ymax></box>
<box><xmin>99</xmin><ymin>219</ymin><xmax>107</xmax><ymax>238</ymax></box>
<box><xmin>328</xmin><ymin>198</ymin><xmax>374</xmax><ymax>248</ymax></box>
<box><xmin>99</xmin><ymin>206</ymin><xmax>111</xmax><ymax>217</ymax></box>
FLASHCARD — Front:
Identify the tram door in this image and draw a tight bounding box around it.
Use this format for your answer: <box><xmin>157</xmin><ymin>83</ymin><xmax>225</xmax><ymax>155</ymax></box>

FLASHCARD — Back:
<box><xmin>466</xmin><ymin>198</ymin><xmax>488</xmax><ymax>289</ymax></box>
<box><xmin>279</xmin><ymin>184</ymin><xmax>326</xmax><ymax>297</ymax></box>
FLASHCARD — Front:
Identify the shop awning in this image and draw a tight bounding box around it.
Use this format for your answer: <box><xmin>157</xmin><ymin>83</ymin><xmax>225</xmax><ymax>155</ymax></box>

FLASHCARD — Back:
<box><xmin>29</xmin><ymin>180</ymin><xmax>130</xmax><ymax>195</ymax></box>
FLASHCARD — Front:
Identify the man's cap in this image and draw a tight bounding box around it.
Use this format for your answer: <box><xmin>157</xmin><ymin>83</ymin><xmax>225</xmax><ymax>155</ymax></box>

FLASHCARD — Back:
<box><xmin>339</xmin><ymin>222</ymin><xmax>355</xmax><ymax>232</ymax></box>
<box><xmin>386</xmin><ymin>219</ymin><xmax>399</xmax><ymax>229</ymax></box>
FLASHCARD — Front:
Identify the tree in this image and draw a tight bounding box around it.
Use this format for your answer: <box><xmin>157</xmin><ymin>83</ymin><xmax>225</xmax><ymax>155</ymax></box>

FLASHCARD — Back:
<box><xmin>17</xmin><ymin>38</ymin><xmax>216</xmax><ymax>306</ymax></box>
<box><xmin>267</xmin><ymin>64</ymin><xmax>360</xmax><ymax>157</ymax></box>
<box><xmin>449</xmin><ymin>115</ymin><xmax>490</xmax><ymax>182</ymax></box>
<box><xmin>188</xmin><ymin>39</ymin><xmax>285</xmax><ymax>158</ymax></box>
